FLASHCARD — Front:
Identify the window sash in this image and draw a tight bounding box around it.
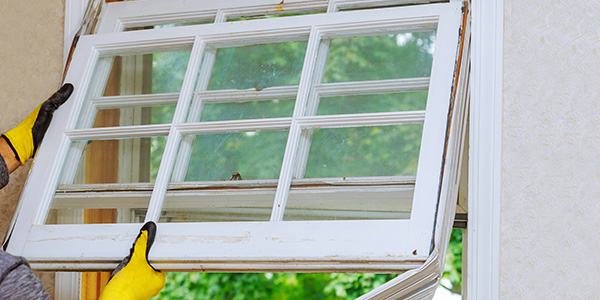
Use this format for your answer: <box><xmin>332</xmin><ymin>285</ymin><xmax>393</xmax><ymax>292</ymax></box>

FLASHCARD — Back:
<box><xmin>6</xmin><ymin>2</ymin><xmax>466</xmax><ymax>273</ymax></box>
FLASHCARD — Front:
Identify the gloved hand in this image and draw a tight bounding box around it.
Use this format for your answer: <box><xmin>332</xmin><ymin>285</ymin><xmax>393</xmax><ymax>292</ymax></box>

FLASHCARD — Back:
<box><xmin>2</xmin><ymin>83</ymin><xmax>73</xmax><ymax>165</ymax></box>
<box><xmin>99</xmin><ymin>221</ymin><xmax>166</xmax><ymax>300</ymax></box>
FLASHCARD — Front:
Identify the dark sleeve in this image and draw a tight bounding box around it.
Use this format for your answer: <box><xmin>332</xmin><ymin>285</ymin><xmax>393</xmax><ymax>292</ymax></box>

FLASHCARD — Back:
<box><xmin>0</xmin><ymin>154</ymin><xmax>8</xmax><ymax>189</ymax></box>
<box><xmin>0</xmin><ymin>251</ymin><xmax>49</xmax><ymax>299</ymax></box>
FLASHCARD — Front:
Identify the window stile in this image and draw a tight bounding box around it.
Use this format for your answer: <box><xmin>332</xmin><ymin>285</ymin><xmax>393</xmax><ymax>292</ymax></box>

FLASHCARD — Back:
<box><xmin>269</xmin><ymin>26</ymin><xmax>321</xmax><ymax>221</ymax></box>
<box><xmin>292</xmin><ymin>36</ymin><xmax>330</xmax><ymax>179</ymax></box>
<box><xmin>406</xmin><ymin>5</ymin><xmax>463</xmax><ymax>256</ymax></box>
<box><xmin>170</xmin><ymin>46</ymin><xmax>217</xmax><ymax>182</ymax></box>
<box><xmin>9</xmin><ymin>3</ymin><xmax>468</xmax><ymax>277</ymax></box>
<box><xmin>144</xmin><ymin>36</ymin><xmax>207</xmax><ymax>222</ymax></box>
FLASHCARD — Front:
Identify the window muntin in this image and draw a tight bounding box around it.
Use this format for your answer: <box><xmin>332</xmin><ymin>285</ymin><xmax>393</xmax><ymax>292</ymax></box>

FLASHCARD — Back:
<box><xmin>8</xmin><ymin>3</ymin><xmax>467</xmax><ymax>276</ymax></box>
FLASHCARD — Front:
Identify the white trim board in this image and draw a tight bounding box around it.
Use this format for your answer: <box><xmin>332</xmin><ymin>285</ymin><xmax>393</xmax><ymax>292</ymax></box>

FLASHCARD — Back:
<box><xmin>467</xmin><ymin>0</ymin><xmax>502</xmax><ymax>299</ymax></box>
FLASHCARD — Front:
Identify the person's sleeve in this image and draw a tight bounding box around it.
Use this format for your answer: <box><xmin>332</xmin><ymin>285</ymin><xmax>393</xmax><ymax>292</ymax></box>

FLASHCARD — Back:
<box><xmin>0</xmin><ymin>155</ymin><xmax>8</xmax><ymax>190</ymax></box>
<box><xmin>0</xmin><ymin>251</ymin><xmax>49</xmax><ymax>299</ymax></box>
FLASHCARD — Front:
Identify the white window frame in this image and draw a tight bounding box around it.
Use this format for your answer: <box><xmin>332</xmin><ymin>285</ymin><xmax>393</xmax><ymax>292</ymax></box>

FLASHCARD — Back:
<box><xmin>63</xmin><ymin>0</ymin><xmax>503</xmax><ymax>299</ymax></box>
<box><xmin>26</xmin><ymin>0</ymin><xmax>499</xmax><ymax>299</ymax></box>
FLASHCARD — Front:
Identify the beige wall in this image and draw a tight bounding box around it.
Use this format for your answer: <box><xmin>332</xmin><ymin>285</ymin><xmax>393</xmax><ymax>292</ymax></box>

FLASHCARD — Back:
<box><xmin>0</xmin><ymin>0</ymin><xmax>65</xmax><ymax>297</ymax></box>
<box><xmin>502</xmin><ymin>0</ymin><xmax>600</xmax><ymax>299</ymax></box>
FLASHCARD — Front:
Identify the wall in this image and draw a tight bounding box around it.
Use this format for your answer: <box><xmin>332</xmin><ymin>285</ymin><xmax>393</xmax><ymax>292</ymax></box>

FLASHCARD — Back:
<box><xmin>502</xmin><ymin>0</ymin><xmax>600</xmax><ymax>299</ymax></box>
<box><xmin>0</xmin><ymin>0</ymin><xmax>65</xmax><ymax>297</ymax></box>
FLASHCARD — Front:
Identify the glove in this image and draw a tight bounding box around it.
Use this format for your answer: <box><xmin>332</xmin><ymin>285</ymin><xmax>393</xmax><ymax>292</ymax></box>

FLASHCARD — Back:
<box><xmin>3</xmin><ymin>83</ymin><xmax>73</xmax><ymax>165</ymax></box>
<box><xmin>99</xmin><ymin>221</ymin><xmax>166</xmax><ymax>300</ymax></box>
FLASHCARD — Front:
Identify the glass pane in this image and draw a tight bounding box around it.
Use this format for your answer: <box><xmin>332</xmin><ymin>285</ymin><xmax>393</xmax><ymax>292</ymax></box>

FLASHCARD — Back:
<box><xmin>227</xmin><ymin>11</ymin><xmax>324</xmax><ymax>22</ymax></box>
<box><xmin>46</xmin><ymin>194</ymin><xmax>150</xmax><ymax>224</ymax></box>
<box><xmin>159</xmin><ymin>130</ymin><xmax>288</xmax><ymax>223</ymax></box>
<box><xmin>59</xmin><ymin>137</ymin><xmax>167</xmax><ymax>185</ymax></box>
<box><xmin>322</xmin><ymin>31</ymin><xmax>436</xmax><ymax>82</ymax></box>
<box><xmin>159</xmin><ymin>189</ymin><xmax>275</xmax><ymax>223</ymax></box>
<box><xmin>124</xmin><ymin>21</ymin><xmax>213</xmax><ymax>31</ymax></box>
<box><xmin>208</xmin><ymin>41</ymin><xmax>307</xmax><ymax>90</ymax></box>
<box><xmin>176</xmin><ymin>131</ymin><xmax>288</xmax><ymax>182</ymax></box>
<box><xmin>200</xmin><ymin>99</ymin><xmax>295</xmax><ymax>122</ymax></box>
<box><xmin>97</xmin><ymin>49</ymin><xmax>191</xmax><ymax>96</ymax></box>
<box><xmin>316</xmin><ymin>91</ymin><xmax>427</xmax><ymax>115</ymax></box>
<box><xmin>303</xmin><ymin>125</ymin><xmax>423</xmax><ymax>178</ymax></box>
<box><xmin>283</xmin><ymin>186</ymin><xmax>414</xmax><ymax>221</ymax></box>
<box><xmin>92</xmin><ymin>105</ymin><xmax>176</xmax><ymax>128</ymax></box>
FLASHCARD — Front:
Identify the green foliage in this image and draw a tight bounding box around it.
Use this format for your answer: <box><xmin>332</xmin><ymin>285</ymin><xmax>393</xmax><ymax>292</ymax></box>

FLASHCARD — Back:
<box><xmin>441</xmin><ymin>229</ymin><xmax>463</xmax><ymax>294</ymax></box>
<box><xmin>153</xmin><ymin>273</ymin><xmax>398</xmax><ymax>300</ymax></box>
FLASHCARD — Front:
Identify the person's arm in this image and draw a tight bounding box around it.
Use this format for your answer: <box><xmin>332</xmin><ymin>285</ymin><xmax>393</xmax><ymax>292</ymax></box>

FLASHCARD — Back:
<box><xmin>0</xmin><ymin>137</ymin><xmax>20</xmax><ymax>173</ymax></box>
<box><xmin>0</xmin><ymin>84</ymin><xmax>73</xmax><ymax>189</ymax></box>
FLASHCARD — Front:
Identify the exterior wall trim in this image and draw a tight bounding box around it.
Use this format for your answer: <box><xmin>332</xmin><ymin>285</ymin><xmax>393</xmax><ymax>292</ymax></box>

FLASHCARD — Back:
<box><xmin>468</xmin><ymin>0</ymin><xmax>502</xmax><ymax>299</ymax></box>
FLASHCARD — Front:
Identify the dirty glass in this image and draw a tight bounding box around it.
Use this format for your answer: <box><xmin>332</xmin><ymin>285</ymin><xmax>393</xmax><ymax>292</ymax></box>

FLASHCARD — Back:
<box><xmin>207</xmin><ymin>41</ymin><xmax>307</xmax><ymax>90</ymax></box>
<box><xmin>200</xmin><ymin>99</ymin><xmax>295</xmax><ymax>121</ymax></box>
<box><xmin>176</xmin><ymin>130</ymin><xmax>288</xmax><ymax>182</ymax></box>
<box><xmin>303</xmin><ymin>125</ymin><xmax>423</xmax><ymax>178</ymax></box>
<box><xmin>283</xmin><ymin>186</ymin><xmax>414</xmax><ymax>221</ymax></box>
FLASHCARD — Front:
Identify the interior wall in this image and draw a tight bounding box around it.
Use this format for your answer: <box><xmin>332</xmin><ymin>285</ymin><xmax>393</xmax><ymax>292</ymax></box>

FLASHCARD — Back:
<box><xmin>0</xmin><ymin>0</ymin><xmax>65</xmax><ymax>298</ymax></box>
<box><xmin>502</xmin><ymin>0</ymin><xmax>600</xmax><ymax>299</ymax></box>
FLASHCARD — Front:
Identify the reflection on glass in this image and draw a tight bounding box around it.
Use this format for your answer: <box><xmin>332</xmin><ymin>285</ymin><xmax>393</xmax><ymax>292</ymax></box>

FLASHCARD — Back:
<box><xmin>283</xmin><ymin>186</ymin><xmax>414</xmax><ymax>221</ymax></box>
<box><xmin>316</xmin><ymin>91</ymin><xmax>427</xmax><ymax>115</ymax></box>
<box><xmin>158</xmin><ymin>190</ymin><xmax>275</xmax><ymax>223</ymax></box>
<box><xmin>60</xmin><ymin>137</ymin><xmax>167</xmax><ymax>185</ymax></box>
<box><xmin>208</xmin><ymin>42</ymin><xmax>307</xmax><ymax>90</ymax></box>
<box><xmin>303</xmin><ymin>125</ymin><xmax>423</xmax><ymax>178</ymax></box>
<box><xmin>46</xmin><ymin>194</ymin><xmax>150</xmax><ymax>224</ymax></box>
<box><xmin>322</xmin><ymin>31</ymin><xmax>436</xmax><ymax>82</ymax></box>
<box><xmin>178</xmin><ymin>131</ymin><xmax>288</xmax><ymax>182</ymax></box>
<box><xmin>200</xmin><ymin>99</ymin><xmax>295</xmax><ymax>121</ymax></box>
<box><xmin>97</xmin><ymin>50</ymin><xmax>191</xmax><ymax>96</ymax></box>
<box><xmin>92</xmin><ymin>105</ymin><xmax>176</xmax><ymax>128</ymax></box>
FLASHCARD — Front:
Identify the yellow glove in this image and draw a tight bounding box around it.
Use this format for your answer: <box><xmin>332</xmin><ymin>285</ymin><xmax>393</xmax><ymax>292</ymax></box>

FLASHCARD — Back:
<box><xmin>99</xmin><ymin>221</ymin><xmax>166</xmax><ymax>300</ymax></box>
<box><xmin>3</xmin><ymin>84</ymin><xmax>73</xmax><ymax>165</ymax></box>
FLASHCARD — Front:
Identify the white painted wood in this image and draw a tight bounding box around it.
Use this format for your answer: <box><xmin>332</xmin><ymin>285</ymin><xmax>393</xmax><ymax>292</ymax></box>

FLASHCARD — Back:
<box><xmin>98</xmin><ymin>0</ymin><xmax>329</xmax><ymax>33</ymax></box>
<box><xmin>314</xmin><ymin>78</ymin><xmax>430</xmax><ymax>97</ymax></box>
<box><xmin>91</xmin><ymin>93</ymin><xmax>180</xmax><ymax>108</ymax></box>
<box><xmin>8</xmin><ymin>3</ymin><xmax>468</xmax><ymax>278</ymax></box>
<box><xmin>195</xmin><ymin>86</ymin><xmax>298</xmax><ymax>103</ymax></box>
<box><xmin>270</xmin><ymin>26</ymin><xmax>322</xmax><ymax>221</ymax></box>
<box><xmin>296</xmin><ymin>111</ymin><xmax>425</xmax><ymax>128</ymax></box>
<box><xmin>170</xmin><ymin>45</ymin><xmax>217</xmax><ymax>182</ymax></box>
<box><xmin>144</xmin><ymin>36</ymin><xmax>207</xmax><ymax>222</ymax></box>
<box><xmin>55</xmin><ymin>272</ymin><xmax>81</xmax><ymax>300</ymax></box>
<box><xmin>405</xmin><ymin>3</ymin><xmax>464</xmax><ymax>258</ymax></box>
<box><xmin>65</xmin><ymin>124</ymin><xmax>171</xmax><ymax>140</ymax></box>
<box><xmin>22</xmin><ymin>221</ymin><xmax>426</xmax><ymax>272</ymax></box>
<box><xmin>467</xmin><ymin>0</ymin><xmax>502</xmax><ymax>299</ymax></box>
